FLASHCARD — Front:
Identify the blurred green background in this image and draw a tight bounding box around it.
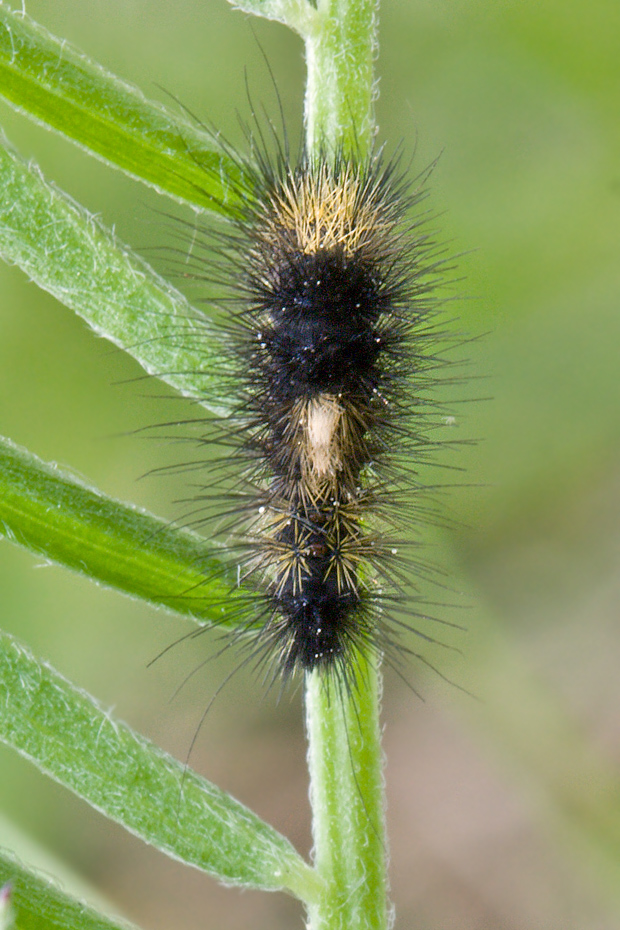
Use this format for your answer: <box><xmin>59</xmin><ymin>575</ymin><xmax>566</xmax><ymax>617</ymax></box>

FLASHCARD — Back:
<box><xmin>1</xmin><ymin>0</ymin><xmax>620</xmax><ymax>928</ymax></box>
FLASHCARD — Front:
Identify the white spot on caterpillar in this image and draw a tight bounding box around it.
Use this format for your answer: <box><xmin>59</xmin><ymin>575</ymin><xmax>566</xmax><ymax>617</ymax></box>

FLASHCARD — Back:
<box><xmin>305</xmin><ymin>395</ymin><xmax>343</xmax><ymax>478</ymax></box>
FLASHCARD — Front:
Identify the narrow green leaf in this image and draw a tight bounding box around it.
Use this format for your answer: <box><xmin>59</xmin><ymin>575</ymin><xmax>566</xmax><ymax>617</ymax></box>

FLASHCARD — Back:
<box><xmin>0</xmin><ymin>846</ymin><xmax>136</xmax><ymax>930</ymax></box>
<box><xmin>0</xmin><ymin>435</ymin><xmax>249</xmax><ymax>627</ymax></box>
<box><xmin>0</xmin><ymin>133</ymin><xmax>233</xmax><ymax>416</ymax></box>
<box><xmin>0</xmin><ymin>631</ymin><xmax>321</xmax><ymax>902</ymax></box>
<box><xmin>229</xmin><ymin>0</ymin><xmax>319</xmax><ymax>36</ymax></box>
<box><xmin>0</xmin><ymin>4</ymin><xmax>244</xmax><ymax>212</ymax></box>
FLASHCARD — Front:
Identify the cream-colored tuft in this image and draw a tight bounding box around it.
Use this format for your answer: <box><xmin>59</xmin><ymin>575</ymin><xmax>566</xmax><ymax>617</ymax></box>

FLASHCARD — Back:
<box><xmin>264</xmin><ymin>164</ymin><xmax>392</xmax><ymax>256</ymax></box>
<box><xmin>277</xmin><ymin>392</ymin><xmax>374</xmax><ymax>506</ymax></box>
<box><xmin>305</xmin><ymin>395</ymin><xmax>343</xmax><ymax>478</ymax></box>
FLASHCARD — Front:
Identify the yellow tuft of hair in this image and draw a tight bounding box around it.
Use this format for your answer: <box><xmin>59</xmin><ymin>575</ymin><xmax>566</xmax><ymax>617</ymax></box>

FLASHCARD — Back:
<box><xmin>266</xmin><ymin>163</ymin><xmax>393</xmax><ymax>256</ymax></box>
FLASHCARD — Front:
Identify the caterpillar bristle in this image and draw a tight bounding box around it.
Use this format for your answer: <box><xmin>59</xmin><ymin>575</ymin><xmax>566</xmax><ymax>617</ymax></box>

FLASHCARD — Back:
<box><xmin>157</xmin><ymin>137</ymin><xmax>460</xmax><ymax>690</ymax></box>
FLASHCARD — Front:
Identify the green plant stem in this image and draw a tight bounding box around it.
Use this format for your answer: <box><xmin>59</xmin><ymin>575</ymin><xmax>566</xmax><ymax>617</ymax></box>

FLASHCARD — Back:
<box><xmin>304</xmin><ymin>0</ymin><xmax>377</xmax><ymax>157</ymax></box>
<box><xmin>305</xmin><ymin>661</ymin><xmax>387</xmax><ymax>930</ymax></box>
<box><xmin>295</xmin><ymin>2</ymin><xmax>388</xmax><ymax>928</ymax></box>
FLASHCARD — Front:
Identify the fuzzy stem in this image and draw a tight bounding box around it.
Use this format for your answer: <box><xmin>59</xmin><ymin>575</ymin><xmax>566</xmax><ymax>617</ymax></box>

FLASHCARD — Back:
<box><xmin>305</xmin><ymin>660</ymin><xmax>388</xmax><ymax>930</ymax></box>
<box><xmin>301</xmin><ymin>6</ymin><xmax>387</xmax><ymax>927</ymax></box>
<box><xmin>304</xmin><ymin>0</ymin><xmax>377</xmax><ymax>158</ymax></box>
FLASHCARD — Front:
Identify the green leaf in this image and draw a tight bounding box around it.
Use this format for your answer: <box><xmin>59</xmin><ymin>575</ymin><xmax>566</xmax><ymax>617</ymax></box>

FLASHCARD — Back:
<box><xmin>0</xmin><ymin>132</ymin><xmax>233</xmax><ymax>416</ymax></box>
<box><xmin>0</xmin><ymin>4</ymin><xmax>244</xmax><ymax>212</ymax></box>
<box><xmin>229</xmin><ymin>0</ymin><xmax>318</xmax><ymax>36</ymax></box>
<box><xmin>0</xmin><ymin>846</ymin><xmax>136</xmax><ymax>930</ymax></box>
<box><xmin>0</xmin><ymin>630</ymin><xmax>321</xmax><ymax>903</ymax></box>
<box><xmin>0</xmin><ymin>435</ymin><xmax>250</xmax><ymax>627</ymax></box>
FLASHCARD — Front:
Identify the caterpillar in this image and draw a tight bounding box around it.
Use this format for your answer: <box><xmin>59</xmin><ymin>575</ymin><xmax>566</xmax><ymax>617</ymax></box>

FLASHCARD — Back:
<box><xmin>173</xmin><ymin>140</ymin><xmax>451</xmax><ymax>691</ymax></box>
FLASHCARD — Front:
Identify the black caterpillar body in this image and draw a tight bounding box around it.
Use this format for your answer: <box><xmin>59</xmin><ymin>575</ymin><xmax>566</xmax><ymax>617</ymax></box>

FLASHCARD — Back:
<box><xmin>190</xmin><ymin>153</ymin><xmax>447</xmax><ymax>686</ymax></box>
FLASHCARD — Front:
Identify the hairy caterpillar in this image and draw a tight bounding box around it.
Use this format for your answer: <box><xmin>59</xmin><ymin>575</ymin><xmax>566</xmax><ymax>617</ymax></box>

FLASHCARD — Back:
<box><xmin>168</xmin><ymin>138</ymin><xmax>453</xmax><ymax>692</ymax></box>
